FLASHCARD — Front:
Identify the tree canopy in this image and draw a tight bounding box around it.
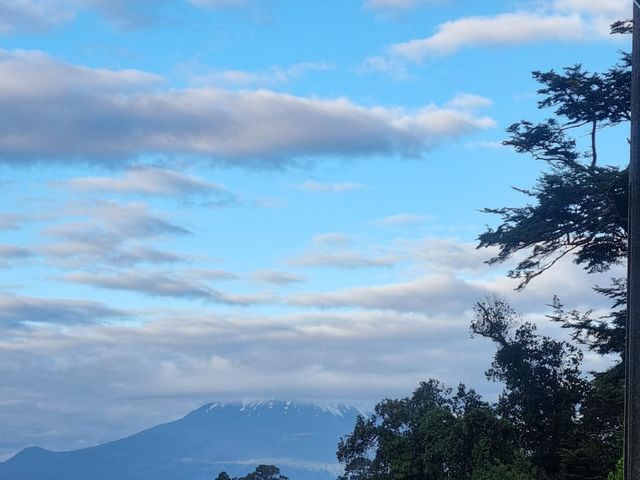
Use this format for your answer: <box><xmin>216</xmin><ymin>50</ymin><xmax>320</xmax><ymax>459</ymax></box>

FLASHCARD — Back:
<box><xmin>216</xmin><ymin>465</ymin><xmax>289</xmax><ymax>480</ymax></box>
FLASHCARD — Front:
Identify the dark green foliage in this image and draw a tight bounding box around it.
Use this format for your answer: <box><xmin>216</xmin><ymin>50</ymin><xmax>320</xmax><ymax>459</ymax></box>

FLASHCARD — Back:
<box><xmin>337</xmin><ymin>296</ymin><xmax>621</xmax><ymax>480</ymax></box>
<box><xmin>560</xmin><ymin>363</ymin><xmax>624</xmax><ymax>480</ymax></box>
<box><xmin>471</xmin><ymin>452</ymin><xmax>542</xmax><ymax>480</ymax></box>
<box><xmin>547</xmin><ymin>278</ymin><xmax>626</xmax><ymax>356</ymax></box>
<box><xmin>478</xmin><ymin>153</ymin><xmax>628</xmax><ymax>289</ymax></box>
<box><xmin>478</xmin><ymin>52</ymin><xmax>630</xmax><ymax>289</ymax></box>
<box><xmin>337</xmin><ymin>381</ymin><xmax>519</xmax><ymax>480</ymax></box>
<box><xmin>337</xmin><ymin>298</ymin><xmax>590</xmax><ymax>480</ymax></box>
<box><xmin>472</xmin><ymin>297</ymin><xmax>587</xmax><ymax>479</ymax></box>
<box><xmin>216</xmin><ymin>465</ymin><xmax>289</xmax><ymax>480</ymax></box>
<box><xmin>607</xmin><ymin>459</ymin><xmax>624</xmax><ymax>480</ymax></box>
<box><xmin>610</xmin><ymin>20</ymin><xmax>632</xmax><ymax>35</ymax></box>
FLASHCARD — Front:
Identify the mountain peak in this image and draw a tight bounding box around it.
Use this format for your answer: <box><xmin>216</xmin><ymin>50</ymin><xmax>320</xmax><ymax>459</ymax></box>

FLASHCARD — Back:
<box><xmin>200</xmin><ymin>399</ymin><xmax>369</xmax><ymax>417</ymax></box>
<box><xmin>1</xmin><ymin>399</ymin><xmax>365</xmax><ymax>480</ymax></box>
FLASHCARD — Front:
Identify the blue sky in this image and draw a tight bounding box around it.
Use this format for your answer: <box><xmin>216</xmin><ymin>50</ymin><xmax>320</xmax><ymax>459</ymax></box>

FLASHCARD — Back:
<box><xmin>0</xmin><ymin>0</ymin><xmax>632</xmax><ymax>460</ymax></box>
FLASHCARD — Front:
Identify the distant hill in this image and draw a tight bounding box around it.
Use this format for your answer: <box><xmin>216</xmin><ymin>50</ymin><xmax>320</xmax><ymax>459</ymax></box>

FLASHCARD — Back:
<box><xmin>0</xmin><ymin>401</ymin><xmax>363</xmax><ymax>480</ymax></box>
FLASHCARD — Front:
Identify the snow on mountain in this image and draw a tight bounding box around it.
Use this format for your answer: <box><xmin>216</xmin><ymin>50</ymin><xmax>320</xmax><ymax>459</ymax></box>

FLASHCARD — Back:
<box><xmin>0</xmin><ymin>400</ymin><xmax>366</xmax><ymax>480</ymax></box>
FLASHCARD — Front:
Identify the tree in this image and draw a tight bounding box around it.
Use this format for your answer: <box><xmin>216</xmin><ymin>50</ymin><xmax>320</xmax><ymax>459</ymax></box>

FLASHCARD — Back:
<box><xmin>337</xmin><ymin>380</ymin><xmax>524</xmax><ymax>480</ymax></box>
<box><xmin>475</xmin><ymin>23</ymin><xmax>630</xmax><ymax>478</ymax></box>
<box><xmin>476</xmin><ymin>26</ymin><xmax>630</xmax><ymax>357</ymax></box>
<box><xmin>215</xmin><ymin>465</ymin><xmax>289</xmax><ymax>480</ymax></box>
<box><xmin>477</xmin><ymin>48</ymin><xmax>630</xmax><ymax>290</ymax></box>
<box><xmin>471</xmin><ymin>297</ymin><xmax>587</xmax><ymax>478</ymax></box>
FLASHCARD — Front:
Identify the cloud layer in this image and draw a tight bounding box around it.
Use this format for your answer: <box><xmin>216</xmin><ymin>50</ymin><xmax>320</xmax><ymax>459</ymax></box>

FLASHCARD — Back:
<box><xmin>0</xmin><ymin>230</ymin><xmax>618</xmax><ymax>460</ymax></box>
<box><xmin>0</xmin><ymin>49</ymin><xmax>495</xmax><ymax>167</ymax></box>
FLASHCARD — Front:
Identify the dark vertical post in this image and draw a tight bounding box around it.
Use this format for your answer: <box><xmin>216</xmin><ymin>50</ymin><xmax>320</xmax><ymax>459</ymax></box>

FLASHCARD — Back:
<box><xmin>627</xmin><ymin>3</ymin><xmax>640</xmax><ymax>479</ymax></box>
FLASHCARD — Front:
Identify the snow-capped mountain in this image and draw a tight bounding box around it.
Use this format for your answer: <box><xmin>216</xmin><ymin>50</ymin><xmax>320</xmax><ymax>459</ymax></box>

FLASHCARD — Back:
<box><xmin>0</xmin><ymin>401</ymin><xmax>364</xmax><ymax>480</ymax></box>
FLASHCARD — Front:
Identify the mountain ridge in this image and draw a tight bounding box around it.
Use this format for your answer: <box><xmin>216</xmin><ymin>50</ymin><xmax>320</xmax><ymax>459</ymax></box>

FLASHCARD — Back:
<box><xmin>0</xmin><ymin>400</ymin><xmax>364</xmax><ymax>480</ymax></box>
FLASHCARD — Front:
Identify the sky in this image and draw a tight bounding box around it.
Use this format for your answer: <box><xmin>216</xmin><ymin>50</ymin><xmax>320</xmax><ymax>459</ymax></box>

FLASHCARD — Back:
<box><xmin>0</xmin><ymin>0</ymin><xmax>633</xmax><ymax>461</ymax></box>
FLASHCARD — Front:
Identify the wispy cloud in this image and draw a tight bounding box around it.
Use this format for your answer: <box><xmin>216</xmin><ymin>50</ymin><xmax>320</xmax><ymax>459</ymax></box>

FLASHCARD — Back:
<box><xmin>289</xmin><ymin>275</ymin><xmax>482</xmax><ymax>312</ymax></box>
<box><xmin>63</xmin><ymin>167</ymin><xmax>233</xmax><ymax>200</ymax></box>
<box><xmin>0</xmin><ymin>244</ymin><xmax>34</xmax><ymax>259</ymax></box>
<box><xmin>297</xmin><ymin>181</ymin><xmax>368</xmax><ymax>192</ymax></box>
<box><xmin>251</xmin><ymin>270</ymin><xmax>306</xmax><ymax>286</ymax></box>
<box><xmin>0</xmin><ymin>0</ymin><xmax>263</xmax><ymax>34</ymax></box>
<box><xmin>288</xmin><ymin>251</ymin><xmax>399</xmax><ymax>269</ymax></box>
<box><xmin>41</xmin><ymin>201</ymin><xmax>190</xmax><ymax>268</ymax></box>
<box><xmin>0</xmin><ymin>214</ymin><xmax>23</xmax><ymax>230</ymax></box>
<box><xmin>191</xmin><ymin>62</ymin><xmax>334</xmax><ymax>88</ymax></box>
<box><xmin>188</xmin><ymin>0</ymin><xmax>247</xmax><ymax>8</ymax></box>
<box><xmin>445</xmin><ymin>93</ymin><xmax>494</xmax><ymax>111</ymax></box>
<box><xmin>466</xmin><ymin>140</ymin><xmax>506</xmax><ymax>150</ymax></box>
<box><xmin>553</xmin><ymin>0</ymin><xmax>627</xmax><ymax>17</ymax></box>
<box><xmin>0</xmin><ymin>0</ymin><xmax>173</xmax><ymax>34</ymax></box>
<box><xmin>0</xmin><ymin>293</ymin><xmax>124</xmax><ymax>328</ymax></box>
<box><xmin>48</xmin><ymin>201</ymin><xmax>191</xmax><ymax>239</ymax></box>
<box><xmin>64</xmin><ymin>270</ymin><xmax>264</xmax><ymax>305</ymax></box>
<box><xmin>0</xmin><ymin>1</ymin><xmax>73</xmax><ymax>34</ymax></box>
<box><xmin>311</xmin><ymin>233</ymin><xmax>353</xmax><ymax>247</ymax></box>
<box><xmin>364</xmin><ymin>0</ymin><xmax>443</xmax><ymax>14</ymax></box>
<box><xmin>370</xmin><ymin>213</ymin><xmax>430</xmax><ymax>227</ymax></box>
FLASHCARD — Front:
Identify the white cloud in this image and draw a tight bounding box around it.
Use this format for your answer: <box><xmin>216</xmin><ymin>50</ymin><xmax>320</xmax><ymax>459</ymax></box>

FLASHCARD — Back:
<box><xmin>0</xmin><ymin>0</ymin><xmax>73</xmax><ymax>34</ymax></box>
<box><xmin>192</xmin><ymin>62</ymin><xmax>334</xmax><ymax>88</ymax></box>
<box><xmin>0</xmin><ymin>244</ymin><xmax>33</xmax><ymax>259</ymax></box>
<box><xmin>0</xmin><ymin>0</ymin><xmax>174</xmax><ymax>34</ymax></box>
<box><xmin>466</xmin><ymin>140</ymin><xmax>506</xmax><ymax>150</ymax></box>
<box><xmin>64</xmin><ymin>270</ymin><xmax>264</xmax><ymax>305</ymax></box>
<box><xmin>364</xmin><ymin>0</ymin><xmax>442</xmax><ymax>13</ymax></box>
<box><xmin>289</xmin><ymin>234</ymin><xmax>400</xmax><ymax>269</ymax></box>
<box><xmin>188</xmin><ymin>0</ymin><xmax>247</xmax><ymax>8</ymax></box>
<box><xmin>297</xmin><ymin>181</ymin><xmax>368</xmax><ymax>192</ymax></box>
<box><xmin>81</xmin><ymin>0</ymin><xmax>169</xmax><ymax>29</ymax></box>
<box><xmin>289</xmin><ymin>274</ymin><xmax>483</xmax><ymax>312</ymax></box>
<box><xmin>445</xmin><ymin>93</ymin><xmax>494</xmax><ymax>111</ymax></box>
<box><xmin>365</xmin><ymin>0</ymin><xmax>626</xmax><ymax>69</ymax></box>
<box><xmin>370</xmin><ymin>213</ymin><xmax>430</xmax><ymax>227</ymax></box>
<box><xmin>48</xmin><ymin>201</ymin><xmax>191</xmax><ymax>239</ymax></box>
<box><xmin>554</xmin><ymin>0</ymin><xmax>627</xmax><ymax>16</ymax></box>
<box><xmin>311</xmin><ymin>233</ymin><xmax>353</xmax><ymax>247</ymax></box>
<box><xmin>251</xmin><ymin>270</ymin><xmax>306</xmax><ymax>286</ymax></box>
<box><xmin>0</xmin><ymin>293</ymin><xmax>124</xmax><ymax>327</ymax></box>
<box><xmin>0</xmin><ymin>214</ymin><xmax>23</xmax><ymax>230</ymax></box>
<box><xmin>40</xmin><ymin>201</ymin><xmax>191</xmax><ymax>269</ymax></box>
<box><xmin>64</xmin><ymin>167</ymin><xmax>234</xmax><ymax>201</ymax></box>
<box><xmin>288</xmin><ymin>251</ymin><xmax>399</xmax><ymax>269</ymax></box>
<box><xmin>0</xmin><ymin>49</ymin><xmax>495</xmax><ymax>167</ymax></box>
<box><xmin>357</xmin><ymin>55</ymin><xmax>411</xmax><ymax>81</ymax></box>
<box><xmin>390</xmin><ymin>12</ymin><xmax>587</xmax><ymax>61</ymax></box>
